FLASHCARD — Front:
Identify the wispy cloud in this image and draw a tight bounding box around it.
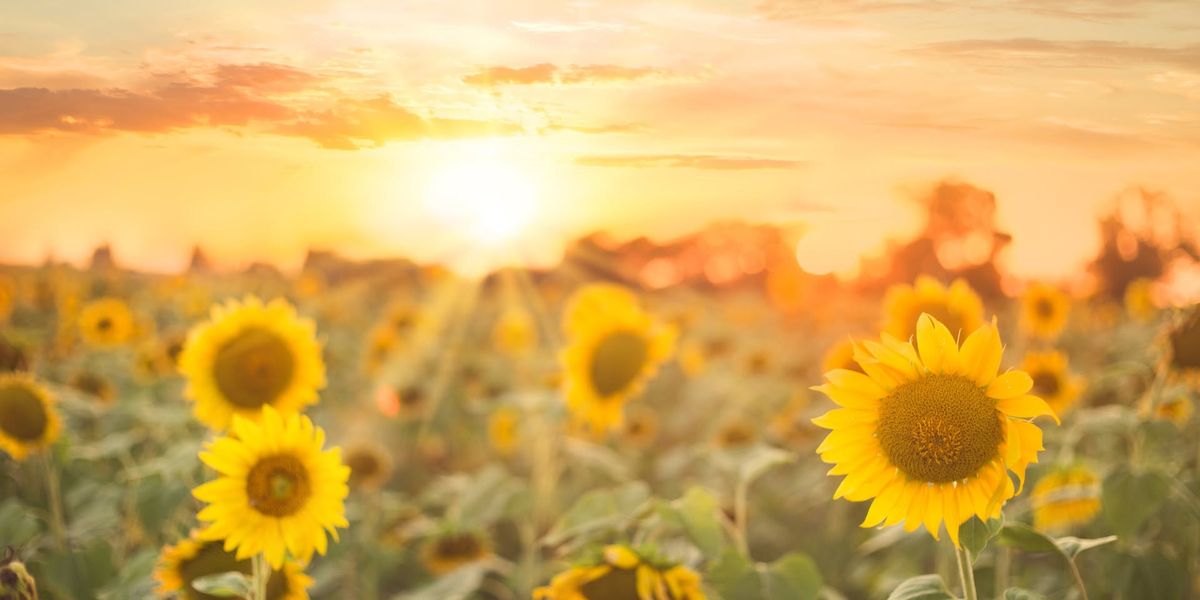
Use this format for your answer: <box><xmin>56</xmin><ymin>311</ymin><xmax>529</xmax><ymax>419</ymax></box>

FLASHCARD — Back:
<box><xmin>575</xmin><ymin>154</ymin><xmax>804</xmax><ymax>169</ymax></box>
<box><xmin>463</xmin><ymin>63</ymin><xmax>670</xmax><ymax>87</ymax></box>
<box><xmin>915</xmin><ymin>38</ymin><xmax>1200</xmax><ymax>71</ymax></box>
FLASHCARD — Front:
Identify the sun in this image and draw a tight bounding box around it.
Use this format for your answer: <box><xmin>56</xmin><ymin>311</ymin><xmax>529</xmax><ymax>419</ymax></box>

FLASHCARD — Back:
<box><xmin>424</xmin><ymin>158</ymin><xmax>537</xmax><ymax>244</ymax></box>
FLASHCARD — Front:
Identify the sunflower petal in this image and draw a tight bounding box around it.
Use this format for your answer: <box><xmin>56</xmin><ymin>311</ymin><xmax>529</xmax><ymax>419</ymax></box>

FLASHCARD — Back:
<box><xmin>987</xmin><ymin>371</ymin><xmax>1033</xmax><ymax>400</ymax></box>
<box><xmin>997</xmin><ymin>395</ymin><xmax>1060</xmax><ymax>424</ymax></box>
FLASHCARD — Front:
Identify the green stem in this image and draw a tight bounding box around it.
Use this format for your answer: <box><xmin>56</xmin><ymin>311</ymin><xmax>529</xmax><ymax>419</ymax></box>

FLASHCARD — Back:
<box><xmin>1067</xmin><ymin>559</ymin><xmax>1090</xmax><ymax>600</ymax></box>
<box><xmin>994</xmin><ymin>546</ymin><xmax>1011</xmax><ymax>599</ymax></box>
<box><xmin>252</xmin><ymin>553</ymin><xmax>269</xmax><ymax>600</ymax></box>
<box><xmin>734</xmin><ymin>478</ymin><xmax>750</xmax><ymax>556</ymax></box>
<box><xmin>41</xmin><ymin>452</ymin><xmax>67</xmax><ymax>551</ymax></box>
<box><xmin>953</xmin><ymin>544</ymin><xmax>978</xmax><ymax>600</ymax></box>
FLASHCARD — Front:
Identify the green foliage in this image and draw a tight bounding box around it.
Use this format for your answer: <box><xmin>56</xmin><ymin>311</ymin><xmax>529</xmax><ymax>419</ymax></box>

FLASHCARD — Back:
<box><xmin>885</xmin><ymin>574</ymin><xmax>954</xmax><ymax>600</ymax></box>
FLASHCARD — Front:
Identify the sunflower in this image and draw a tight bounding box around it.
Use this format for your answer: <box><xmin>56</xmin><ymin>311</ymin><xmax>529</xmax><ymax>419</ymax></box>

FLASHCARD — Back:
<box><xmin>714</xmin><ymin>417</ymin><xmax>756</xmax><ymax>449</ymax></box>
<box><xmin>0</xmin><ymin>374</ymin><xmax>61</xmax><ymax>461</ymax></box>
<box><xmin>822</xmin><ymin>338</ymin><xmax>864</xmax><ymax>374</ymax></box>
<box><xmin>883</xmin><ymin>277</ymin><xmax>984</xmax><ymax>341</ymax></box>
<box><xmin>179</xmin><ymin>296</ymin><xmax>325</xmax><ymax>431</ymax></box>
<box><xmin>78</xmin><ymin>297</ymin><xmax>135</xmax><ymax>347</ymax></box>
<box><xmin>488</xmin><ymin>407</ymin><xmax>520</xmax><ymax>457</ymax></box>
<box><xmin>620</xmin><ymin>405</ymin><xmax>660</xmax><ymax>448</ymax></box>
<box><xmin>676</xmin><ymin>341</ymin><xmax>706</xmax><ymax>377</ymax></box>
<box><xmin>1021</xmin><ymin>351</ymin><xmax>1083</xmax><ymax>417</ymax></box>
<box><xmin>363</xmin><ymin>325</ymin><xmax>400</xmax><ymax>376</ymax></box>
<box><xmin>343</xmin><ymin>442</ymin><xmax>394</xmax><ymax>491</ymax></box>
<box><xmin>1124</xmin><ymin>278</ymin><xmax>1158</xmax><ymax>322</ymax></box>
<box><xmin>1162</xmin><ymin>306</ymin><xmax>1200</xmax><ymax>387</ymax></box>
<box><xmin>1030</xmin><ymin>465</ymin><xmax>1101</xmax><ymax>533</ymax></box>
<box><xmin>769</xmin><ymin>394</ymin><xmax>819</xmax><ymax>449</ymax></box>
<box><xmin>0</xmin><ymin>334</ymin><xmax>29</xmax><ymax>373</ymax></box>
<box><xmin>534</xmin><ymin>545</ymin><xmax>706</xmax><ymax>600</ymax></box>
<box><xmin>560</xmin><ymin>284</ymin><xmax>676</xmax><ymax>436</ymax></box>
<box><xmin>70</xmin><ymin>371</ymin><xmax>117</xmax><ymax>406</ymax></box>
<box><xmin>154</xmin><ymin>530</ymin><xmax>312</xmax><ymax>600</ymax></box>
<box><xmin>1146</xmin><ymin>392</ymin><xmax>1194</xmax><ymax>427</ymax></box>
<box><xmin>193</xmin><ymin>406</ymin><xmax>349</xmax><ymax>569</ymax></box>
<box><xmin>0</xmin><ymin>276</ymin><xmax>13</xmax><ymax>324</ymax></box>
<box><xmin>375</xmin><ymin>384</ymin><xmax>428</xmax><ymax>422</ymax></box>
<box><xmin>419</xmin><ymin>531</ymin><xmax>493</xmax><ymax>575</ymax></box>
<box><xmin>492</xmin><ymin>307</ymin><xmax>538</xmax><ymax>356</ymax></box>
<box><xmin>1021</xmin><ymin>283</ymin><xmax>1070</xmax><ymax>339</ymax></box>
<box><xmin>741</xmin><ymin>349</ymin><xmax>772</xmax><ymax>376</ymax></box>
<box><xmin>813</xmin><ymin>314</ymin><xmax>1058</xmax><ymax>546</ymax></box>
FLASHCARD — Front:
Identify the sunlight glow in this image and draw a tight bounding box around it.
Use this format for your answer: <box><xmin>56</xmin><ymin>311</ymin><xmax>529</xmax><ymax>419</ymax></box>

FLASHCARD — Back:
<box><xmin>424</xmin><ymin>158</ymin><xmax>537</xmax><ymax>245</ymax></box>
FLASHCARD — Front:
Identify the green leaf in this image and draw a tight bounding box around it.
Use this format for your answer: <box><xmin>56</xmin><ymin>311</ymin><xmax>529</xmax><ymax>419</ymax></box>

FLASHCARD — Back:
<box><xmin>997</xmin><ymin>523</ymin><xmax>1059</xmax><ymax>554</ymax></box>
<box><xmin>454</xmin><ymin>466</ymin><xmax>520</xmax><ymax>529</ymax></box>
<box><xmin>676</xmin><ymin>487</ymin><xmax>727</xmax><ymax>559</ymax></box>
<box><xmin>1054</xmin><ymin>535</ymin><xmax>1118</xmax><ymax>560</ymax></box>
<box><xmin>958</xmin><ymin>515</ymin><xmax>1004</xmax><ymax>560</ymax></box>
<box><xmin>0</xmin><ymin>498</ymin><xmax>41</xmax><ymax>547</ymax></box>
<box><xmin>191</xmin><ymin>571</ymin><xmax>253</xmax><ymax>597</ymax></box>
<box><xmin>885</xmin><ymin>574</ymin><xmax>954</xmax><ymax>600</ymax></box>
<box><xmin>1102</xmin><ymin>466</ymin><xmax>1169</xmax><ymax>535</ymax></box>
<box><xmin>705</xmin><ymin>550</ymin><xmax>764</xmax><ymax>600</ymax></box>
<box><xmin>393</xmin><ymin>564</ymin><xmax>487</xmax><ymax>600</ymax></box>
<box><xmin>1003</xmin><ymin>588</ymin><xmax>1046</xmax><ymax>600</ymax></box>
<box><xmin>542</xmin><ymin>482</ymin><xmax>649</xmax><ymax>546</ymax></box>
<box><xmin>762</xmin><ymin>552</ymin><xmax>822</xmax><ymax>600</ymax></box>
<box><xmin>738</xmin><ymin>446</ymin><xmax>794</xmax><ymax>488</ymax></box>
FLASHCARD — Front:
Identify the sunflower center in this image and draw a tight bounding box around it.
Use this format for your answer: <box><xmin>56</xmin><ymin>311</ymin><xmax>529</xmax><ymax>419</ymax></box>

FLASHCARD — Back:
<box><xmin>580</xmin><ymin>567</ymin><xmax>678</xmax><ymax>600</ymax></box>
<box><xmin>435</xmin><ymin>533</ymin><xmax>483</xmax><ymax>559</ymax></box>
<box><xmin>0</xmin><ymin>382</ymin><xmax>49</xmax><ymax>441</ymax></box>
<box><xmin>1169</xmin><ymin>312</ymin><xmax>1200</xmax><ymax>370</ymax></box>
<box><xmin>1031</xmin><ymin>371</ymin><xmax>1061</xmax><ymax>397</ymax></box>
<box><xmin>589</xmin><ymin>330</ymin><xmax>649</xmax><ymax>398</ymax></box>
<box><xmin>246</xmin><ymin>454</ymin><xmax>311</xmax><ymax>517</ymax></box>
<box><xmin>1035</xmin><ymin>298</ymin><xmax>1056</xmax><ymax>319</ymax></box>
<box><xmin>876</xmin><ymin>374</ymin><xmax>1003</xmax><ymax>483</ymax></box>
<box><xmin>97</xmin><ymin>317</ymin><xmax>113</xmax><ymax>332</ymax></box>
<box><xmin>213</xmin><ymin>328</ymin><xmax>295</xmax><ymax>409</ymax></box>
<box><xmin>912</xmin><ymin>302</ymin><xmax>964</xmax><ymax>337</ymax></box>
<box><xmin>399</xmin><ymin>387</ymin><xmax>424</xmax><ymax>407</ymax></box>
<box><xmin>346</xmin><ymin>451</ymin><xmax>382</xmax><ymax>480</ymax></box>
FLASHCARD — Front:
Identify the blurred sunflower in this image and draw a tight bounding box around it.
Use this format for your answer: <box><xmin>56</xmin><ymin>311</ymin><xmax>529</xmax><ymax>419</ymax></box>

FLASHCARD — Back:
<box><xmin>0</xmin><ymin>334</ymin><xmax>29</xmax><ymax>373</ymax></box>
<box><xmin>813</xmin><ymin>314</ymin><xmax>1058</xmax><ymax>546</ymax></box>
<box><xmin>179</xmin><ymin>296</ymin><xmax>325</xmax><ymax>431</ymax></box>
<box><xmin>769</xmin><ymin>394</ymin><xmax>819</xmax><ymax>449</ymax></box>
<box><xmin>193</xmin><ymin>406</ymin><xmax>349</xmax><ymax>569</ymax></box>
<box><xmin>822</xmin><ymin>338</ymin><xmax>863</xmax><ymax>374</ymax></box>
<box><xmin>154</xmin><ymin>530</ymin><xmax>312</xmax><ymax>599</ymax></box>
<box><xmin>534</xmin><ymin>545</ymin><xmax>705</xmax><ymax>600</ymax></box>
<box><xmin>714</xmin><ymin>417</ymin><xmax>757</xmax><ymax>449</ymax></box>
<box><xmin>343</xmin><ymin>442</ymin><xmax>394</xmax><ymax>491</ymax></box>
<box><xmin>1031</xmin><ymin>465</ymin><xmax>1101</xmax><ymax>533</ymax></box>
<box><xmin>1021</xmin><ymin>283</ymin><xmax>1070</xmax><ymax>339</ymax></box>
<box><xmin>492</xmin><ymin>307</ymin><xmax>538</xmax><ymax>356</ymax></box>
<box><xmin>487</xmin><ymin>406</ymin><xmax>520</xmax><ymax>457</ymax></box>
<box><xmin>70</xmin><ymin>371</ymin><xmax>117</xmax><ymax>406</ymax></box>
<box><xmin>1147</xmin><ymin>392</ymin><xmax>1194</xmax><ymax>427</ymax></box>
<box><xmin>363</xmin><ymin>325</ymin><xmax>400</xmax><ymax>376</ymax></box>
<box><xmin>1124</xmin><ymin>278</ymin><xmax>1158</xmax><ymax>322</ymax></box>
<box><xmin>741</xmin><ymin>349</ymin><xmax>772</xmax><ymax>376</ymax></box>
<box><xmin>1162</xmin><ymin>306</ymin><xmax>1200</xmax><ymax>387</ymax></box>
<box><xmin>883</xmin><ymin>277</ymin><xmax>984</xmax><ymax>341</ymax></box>
<box><xmin>676</xmin><ymin>341</ymin><xmax>706</xmax><ymax>377</ymax></box>
<box><xmin>375</xmin><ymin>384</ymin><xmax>428</xmax><ymax>422</ymax></box>
<box><xmin>0</xmin><ymin>275</ymin><xmax>13</xmax><ymax>323</ymax></box>
<box><xmin>560</xmin><ymin>285</ymin><xmax>675</xmax><ymax>436</ymax></box>
<box><xmin>1022</xmin><ymin>351</ymin><xmax>1084</xmax><ymax>416</ymax></box>
<box><xmin>620</xmin><ymin>405</ymin><xmax>660</xmax><ymax>448</ymax></box>
<box><xmin>420</xmin><ymin>530</ymin><xmax>493</xmax><ymax>575</ymax></box>
<box><xmin>78</xmin><ymin>296</ymin><xmax>135</xmax><ymax>347</ymax></box>
<box><xmin>0</xmin><ymin>374</ymin><xmax>61</xmax><ymax>461</ymax></box>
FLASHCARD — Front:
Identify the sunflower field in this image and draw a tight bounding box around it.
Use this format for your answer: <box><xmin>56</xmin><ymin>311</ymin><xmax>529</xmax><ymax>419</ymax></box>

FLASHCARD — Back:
<box><xmin>0</xmin><ymin>247</ymin><xmax>1198</xmax><ymax>600</ymax></box>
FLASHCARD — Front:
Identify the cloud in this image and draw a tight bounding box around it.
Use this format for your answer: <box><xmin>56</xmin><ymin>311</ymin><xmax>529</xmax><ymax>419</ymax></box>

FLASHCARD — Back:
<box><xmin>0</xmin><ymin>63</ymin><xmax>521</xmax><ymax>149</ymax></box>
<box><xmin>758</xmin><ymin>0</ymin><xmax>1179</xmax><ymax>21</ymax></box>
<box><xmin>511</xmin><ymin>20</ymin><xmax>634</xmax><ymax>33</ymax></box>
<box><xmin>914</xmin><ymin>38</ymin><xmax>1200</xmax><ymax>71</ymax></box>
<box><xmin>463</xmin><ymin>63</ymin><xmax>668</xmax><ymax>87</ymax></box>
<box><xmin>574</xmin><ymin>154</ymin><xmax>804</xmax><ymax>169</ymax></box>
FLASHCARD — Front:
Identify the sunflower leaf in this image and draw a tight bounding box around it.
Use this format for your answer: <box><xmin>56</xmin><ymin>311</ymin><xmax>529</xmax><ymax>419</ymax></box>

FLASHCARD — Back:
<box><xmin>997</xmin><ymin>522</ymin><xmax>1060</xmax><ymax>555</ymax></box>
<box><xmin>762</xmin><ymin>552</ymin><xmax>822</xmax><ymax>600</ymax></box>
<box><xmin>1003</xmin><ymin>588</ymin><xmax>1046</xmax><ymax>600</ymax></box>
<box><xmin>676</xmin><ymin>487</ymin><xmax>727</xmax><ymax>559</ymax></box>
<box><xmin>885</xmin><ymin>574</ymin><xmax>955</xmax><ymax>600</ymax></box>
<box><xmin>958</xmin><ymin>515</ymin><xmax>1004</xmax><ymax>560</ymax></box>
<box><xmin>1054</xmin><ymin>535</ymin><xmax>1118</xmax><ymax>560</ymax></box>
<box><xmin>1102</xmin><ymin>465</ymin><xmax>1169</xmax><ymax>535</ymax></box>
<box><xmin>190</xmin><ymin>571</ymin><xmax>252</xmax><ymax>597</ymax></box>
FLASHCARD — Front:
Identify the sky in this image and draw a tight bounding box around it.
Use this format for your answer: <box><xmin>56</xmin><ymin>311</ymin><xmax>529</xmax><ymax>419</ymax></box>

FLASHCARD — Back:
<box><xmin>1</xmin><ymin>0</ymin><xmax>1198</xmax><ymax>278</ymax></box>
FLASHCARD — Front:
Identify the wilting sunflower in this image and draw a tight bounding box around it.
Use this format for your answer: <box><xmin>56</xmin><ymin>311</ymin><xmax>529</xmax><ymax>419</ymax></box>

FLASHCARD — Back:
<box><xmin>343</xmin><ymin>442</ymin><xmax>394</xmax><ymax>491</ymax></box>
<box><xmin>1161</xmin><ymin>306</ymin><xmax>1200</xmax><ymax>387</ymax></box>
<box><xmin>0</xmin><ymin>374</ymin><xmax>61</xmax><ymax>461</ymax></box>
<box><xmin>813</xmin><ymin>314</ymin><xmax>1058</xmax><ymax>546</ymax></box>
<box><xmin>883</xmin><ymin>277</ymin><xmax>984</xmax><ymax>341</ymax></box>
<box><xmin>534</xmin><ymin>545</ymin><xmax>706</xmax><ymax>600</ymax></box>
<box><xmin>193</xmin><ymin>406</ymin><xmax>349</xmax><ymax>569</ymax></box>
<box><xmin>488</xmin><ymin>407</ymin><xmax>520</xmax><ymax>457</ymax></box>
<box><xmin>492</xmin><ymin>307</ymin><xmax>538</xmax><ymax>356</ymax></box>
<box><xmin>1124</xmin><ymin>278</ymin><xmax>1158</xmax><ymax>322</ymax></box>
<box><xmin>420</xmin><ymin>530</ymin><xmax>493</xmax><ymax>575</ymax></box>
<box><xmin>1031</xmin><ymin>465</ymin><xmax>1101</xmax><ymax>533</ymax></box>
<box><xmin>179</xmin><ymin>296</ymin><xmax>325</xmax><ymax>431</ymax></box>
<box><xmin>154</xmin><ymin>530</ymin><xmax>312</xmax><ymax>600</ymax></box>
<box><xmin>1021</xmin><ymin>283</ymin><xmax>1070</xmax><ymax>339</ymax></box>
<box><xmin>1021</xmin><ymin>351</ymin><xmax>1083</xmax><ymax>417</ymax></box>
<box><xmin>560</xmin><ymin>284</ymin><xmax>676</xmax><ymax>436</ymax></box>
<box><xmin>78</xmin><ymin>296</ymin><xmax>135</xmax><ymax>347</ymax></box>
<box><xmin>0</xmin><ymin>547</ymin><xmax>37</xmax><ymax>600</ymax></box>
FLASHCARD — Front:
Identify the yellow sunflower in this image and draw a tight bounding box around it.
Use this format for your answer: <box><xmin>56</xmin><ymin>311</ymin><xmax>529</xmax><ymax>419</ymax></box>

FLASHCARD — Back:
<box><xmin>714</xmin><ymin>417</ymin><xmax>757</xmax><ymax>449</ymax></box>
<box><xmin>193</xmin><ymin>406</ymin><xmax>349</xmax><ymax>569</ymax></box>
<box><xmin>343</xmin><ymin>442</ymin><xmax>394</xmax><ymax>491</ymax></box>
<box><xmin>676</xmin><ymin>341</ymin><xmax>706</xmax><ymax>377</ymax></box>
<box><xmin>769</xmin><ymin>394</ymin><xmax>819</xmax><ymax>450</ymax></box>
<box><xmin>0</xmin><ymin>334</ymin><xmax>29</xmax><ymax>373</ymax></box>
<box><xmin>1021</xmin><ymin>283</ymin><xmax>1070</xmax><ymax>339</ymax></box>
<box><xmin>822</xmin><ymin>338</ymin><xmax>864</xmax><ymax>374</ymax></box>
<box><xmin>1021</xmin><ymin>351</ymin><xmax>1084</xmax><ymax>417</ymax></box>
<box><xmin>883</xmin><ymin>277</ymin><xmax>984</xmax><ymax>341</ymax></box>
<box><xmin>179</xmin><ymin>296</ymin><xmax>325</xmax><ymax>431</ymax></box>
<box><xmin>1031</xmin><ymin>465</ymin><xmax>1101</xmax><ymax>533</ymax></box>
<box><xmin>1146</xmin><ymin>392</ymin><xmax>1194</xmax><ymax>427</ymax></box>
<box><xmin>560</xmin><ymin>284</ymin><xmax>676</xmax><ymax>436</ymax></box>
<box><xmin>154</xmin><ymin>530</ymin><xmax>313</xmax><ymax>600</ymax></box>
<box><xmin>488</xmin><ymin>407</ymin><xmax>520</xmax><ymax>457</ymax></box>
<box><xmin>813</xmin><ymin>314</ymin><xmax>1058</xmax><ymax>546</ymax></box>
<box><xmin>70</xmin><ymin>371</ymin><xmax>117</xmax><ymax>407</ymax></box>
<box><xmin>534</xmin><ymin>545</ymin><xmax>706</xmax><ymax>600</ymax></box>
<box><xmin>492</xmin><ymin>307</ymin><xmax>538</xmax><ymax>356</ymax></box>
<box><xmin>0</xmin><ymin>275</ymin><xmax>13</xmax><ymax>324</ymax></box>
<box><xmin>78</xmin><ymin>297</ymin><xmax>135</xmax><ymax>347</ymax></box>
<box><xmin>1124</xmin><ymin>278</ymin><xmax>1158</xmax><ymax>322</ymax></box>
<box><xmin>0</xmin><ymin>374</ymin><xmax>61</xmax><ymax>461</ymax></box>
<box><xmin>1162</xmin><ymin>306</ymin><xmax>1200</xmax><ymax>388</ymax></box>
<box><xmin>419</xmin><ymin>531</ymin><xmax>493</xmax><ymax>575</ymax></box>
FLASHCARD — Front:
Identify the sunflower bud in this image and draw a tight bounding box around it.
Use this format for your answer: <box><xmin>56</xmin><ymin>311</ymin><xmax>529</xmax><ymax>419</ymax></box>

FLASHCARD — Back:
<box><xmin>0</xmin><ymin>548</ymin><xmax>38</xmax><ymax>600</ymax></box>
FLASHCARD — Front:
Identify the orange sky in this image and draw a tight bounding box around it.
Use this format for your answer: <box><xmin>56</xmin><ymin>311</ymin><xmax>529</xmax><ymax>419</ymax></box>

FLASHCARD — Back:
<box><xmin>1</xmin><ymin>0</ymin><xmax>1198</xmax><ymax>278</ymax></box>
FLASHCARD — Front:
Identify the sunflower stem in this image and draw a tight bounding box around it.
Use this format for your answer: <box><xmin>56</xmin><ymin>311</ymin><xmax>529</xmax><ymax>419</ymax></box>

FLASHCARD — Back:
<box><xmin>41</xmin><ymin>451</ymin><xmax>67</xmax><ymax>551</ymax></box>
<box><xmin>252</xmin><ymin>553</ymin><xmax>269</xmax><ymax>600</ymax></box>
<box><xmin>1067</xmin><ymin>558</ymin><xmax>1090</xmax><ymax>600</ymax></box>
<box><xmin>953</xmin><ymin>544</ymin><xmax>978</xmax><ymax>600</ymax></box>
<box><xmin>733</xmin><ymin>477</ymin><xmax>750</xmax><ymax>556</ymax></box>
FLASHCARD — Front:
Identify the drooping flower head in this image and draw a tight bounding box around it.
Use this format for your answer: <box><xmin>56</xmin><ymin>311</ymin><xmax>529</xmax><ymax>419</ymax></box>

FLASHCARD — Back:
<box><xmin>813</xmin><ymin>314</ymin><xmax>1058</xmax><ymax>546</ymax></box>
<box><xmin>1030</xmin><ymin>465</ymin><xmax>1101</xmax><ymax>533</ymax></box>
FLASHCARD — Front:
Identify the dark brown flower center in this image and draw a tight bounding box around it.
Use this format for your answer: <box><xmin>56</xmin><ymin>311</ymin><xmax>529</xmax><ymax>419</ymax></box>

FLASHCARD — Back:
<box><xmin>877</xmin><ymin>374</ymin><xmax>1003</xmax><ymax>483</ymax></box>
<box><xmin>1031</xmin><ymin>371</ymin><xmax>1061</xmax><ymax>398</ymax></box>
<box><xmin>589</xmin><ymin>330</ymin><xmax>649</xmax><ymax>398</ymax></box>
<box><xmin>579</xmin><ymin>566</ymin><xmax>680</xmax><ymax>600</ymax></box>
<box><xmin>213</xmin><ymin>328</ymin><xmax>295</xmax><ymax>409</ymax></box>
<box><xmin>0</xmin><ymin>382</ymin><xmax>48</xmax><ymax>441</ymax></box>
<box><xmin>246</xmin><ymin>454</ymin><xmax>311</xmax><ymax>517</ymax></box>
<box><xmin>1035</xmin><ymin>298</ymin><xmax>1056</xmax><ymax>319</ymax></box>
<box><xmin>433</xmin><ymin>533</ymin><xmax>484</xmax><ymax>560</ymax></box>
<box><xmin>97</xmin><ymin>317</ymin><xmax>113</xmax><ymax>332</ymax></box>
